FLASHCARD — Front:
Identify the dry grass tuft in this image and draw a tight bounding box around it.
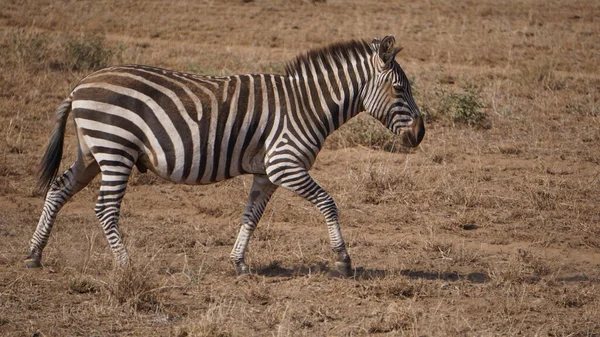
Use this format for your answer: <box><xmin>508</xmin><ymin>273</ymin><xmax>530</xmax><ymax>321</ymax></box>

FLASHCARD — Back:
<box><xmin>367</xmin><ymin>312</ymin><xmax>409</xmax><ymax>334</ymax></box>
<box><xmin>68</xmin><ymin>274</ymin><xmax>101</xmax><ymax>294</ymax></box>
<box><xmin>518</xmin><ymin>59</ymin><xmax>566</xmax><ymax>92</ymax></box>
<box><xmin>177</xmin><ymin>301</ymin><xmax>234</xmax><ymax>337</ymax></box>
<box><xmin>104</xmin><ymin>265</ymin><xmax>164</xmax><ymax>312</ymax></box>
<box><xmin>354</xmin><ymin>277</ymin><xmax>416</xmax><ymax>300</ymax></box>
<box><xmin>490</xmin><ymin>249</ymin><xmax>552</xmax><ymax>285</ymax></box>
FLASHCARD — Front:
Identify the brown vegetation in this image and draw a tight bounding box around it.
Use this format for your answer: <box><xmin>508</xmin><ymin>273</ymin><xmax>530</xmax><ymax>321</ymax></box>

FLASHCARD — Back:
<box><xmin>1</xmin><ymin>0</ymin><xmax>599</xmax><ymax>336</ymax></box>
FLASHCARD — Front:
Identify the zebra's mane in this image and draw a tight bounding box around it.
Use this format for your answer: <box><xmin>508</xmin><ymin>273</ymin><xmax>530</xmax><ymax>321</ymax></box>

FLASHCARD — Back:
<box><xmin>284</xmin><ymin>39</ymin><xmax>373</xmax><ymax>78</ymax></box>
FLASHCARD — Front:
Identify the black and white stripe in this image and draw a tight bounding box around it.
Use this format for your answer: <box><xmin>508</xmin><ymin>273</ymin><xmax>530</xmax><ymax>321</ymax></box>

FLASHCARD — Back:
<box><xmin>26</xmin><ymin>35</ymin><xmax>424</xmax><ymax>275</ymax></box>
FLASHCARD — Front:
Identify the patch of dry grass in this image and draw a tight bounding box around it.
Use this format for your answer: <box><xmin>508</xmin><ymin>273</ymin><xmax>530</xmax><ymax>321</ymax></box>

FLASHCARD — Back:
<box><xmin>1</xmin><ymin>0</ymin><xmax>599</xmax><ymax>336</ymax></box>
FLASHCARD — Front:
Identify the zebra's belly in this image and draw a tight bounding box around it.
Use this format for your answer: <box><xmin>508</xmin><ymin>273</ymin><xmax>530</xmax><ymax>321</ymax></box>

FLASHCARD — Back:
<box><xmin>137</xmin><ymin>146</ymin><xmax>268</xmax><ymax>185</ymax></box>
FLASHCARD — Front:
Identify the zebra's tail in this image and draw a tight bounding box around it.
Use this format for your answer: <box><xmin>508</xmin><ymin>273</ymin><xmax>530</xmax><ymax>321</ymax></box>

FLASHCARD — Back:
<box><xmin>37</xmin><ymin>96</ymin><xmax>73</xmax><ymax>194</ymax></box>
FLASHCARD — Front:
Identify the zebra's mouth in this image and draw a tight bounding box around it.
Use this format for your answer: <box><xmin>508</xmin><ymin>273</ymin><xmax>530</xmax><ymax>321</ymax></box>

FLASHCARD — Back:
<box><xmin>399</xmin><ymin>115</ymin><xmax>425</xmax><ymax>148</ymax></box>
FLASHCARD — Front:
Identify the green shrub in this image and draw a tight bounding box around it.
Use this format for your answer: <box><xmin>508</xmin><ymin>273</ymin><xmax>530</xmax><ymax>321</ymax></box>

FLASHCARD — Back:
<box><xmin>419</xmin><ymin>80</ymin><xmax>489</xmax><ymax>129</ymax></box>
<box><xmin>445</xmin><ymin>90</ymin><xmax>488</xmax><ymax>128</ymax></box>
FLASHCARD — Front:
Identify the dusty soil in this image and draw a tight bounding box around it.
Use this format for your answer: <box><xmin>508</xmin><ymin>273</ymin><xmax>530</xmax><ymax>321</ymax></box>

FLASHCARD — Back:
<box><xmin>1</xmin><ymin>0</ymin><xmax>599</xmax><ymax>336</ymax></box>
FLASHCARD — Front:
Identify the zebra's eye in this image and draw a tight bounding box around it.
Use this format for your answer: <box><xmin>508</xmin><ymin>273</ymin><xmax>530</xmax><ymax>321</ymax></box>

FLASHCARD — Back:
<box><xmin>392</xmin><ymin>83</ymin><xmax>403</xmax><ymax>92</ymax></box>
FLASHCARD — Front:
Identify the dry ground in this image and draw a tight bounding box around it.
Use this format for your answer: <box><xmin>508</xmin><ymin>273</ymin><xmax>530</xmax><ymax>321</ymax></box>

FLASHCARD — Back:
<box><xmin>1</xmin><ymin>0</ymin><xmax>599</xmax><ymax>336</ymax></box>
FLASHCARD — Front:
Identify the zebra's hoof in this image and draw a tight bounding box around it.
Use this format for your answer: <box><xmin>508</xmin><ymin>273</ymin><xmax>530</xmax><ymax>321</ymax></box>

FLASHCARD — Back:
<box><xmin>234</xmin><ymin>262</ymin><xmax>250</xmax><ymax>276</ymax></box>
<box><xmin>25</xmin><ymin>258</ymin><xmax>42</xmax><ymax>269</ymax></box>
<box><xmin>335</xmin><ymin>261</ymin><xmax>353</xmax><ymax>277</ymax></box>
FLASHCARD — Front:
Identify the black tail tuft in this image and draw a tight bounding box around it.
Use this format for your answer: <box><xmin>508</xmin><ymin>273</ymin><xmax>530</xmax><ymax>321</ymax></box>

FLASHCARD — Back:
<box><xmin>37</xmin><ymin>98</ymin><xmax>72</xmax><ymax>194</ymax></box>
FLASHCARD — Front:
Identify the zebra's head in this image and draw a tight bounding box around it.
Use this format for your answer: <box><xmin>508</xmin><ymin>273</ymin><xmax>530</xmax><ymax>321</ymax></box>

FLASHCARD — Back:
<box><xmin>362</xmin><ymin>35</ymin><xmax>425</xmax><ymax>148</ymax></box>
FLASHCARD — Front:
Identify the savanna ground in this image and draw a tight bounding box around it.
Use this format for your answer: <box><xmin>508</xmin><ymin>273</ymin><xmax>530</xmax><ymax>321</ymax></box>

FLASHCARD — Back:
<box><xmin>1</xmin><ymin>0</ymin><xmax>599</xmax><ymax>336</ymax></box>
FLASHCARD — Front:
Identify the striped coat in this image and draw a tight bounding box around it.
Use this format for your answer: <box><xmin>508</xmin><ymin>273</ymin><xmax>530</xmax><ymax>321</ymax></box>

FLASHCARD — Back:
<box><xmin>27</xmin><ymin>36</ymin><xmax>424</xmax><ymax>276</ymax></box>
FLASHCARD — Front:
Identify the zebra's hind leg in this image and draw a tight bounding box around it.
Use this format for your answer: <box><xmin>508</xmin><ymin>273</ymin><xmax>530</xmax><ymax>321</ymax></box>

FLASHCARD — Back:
<box><xmin>269</xmin><ymin>167</ymin><xmax>352</xmax><ymax>277</ymax></box>
<box><xmin>230</xmin><ymin>174</ymin><xmax>278</xmax><ymax>275</ymax></box>
<box><xmin>26</xmin><ymin>160</ymin><xmax>100</xmax><ymax>268</ymax></box>
<box><xmin>94</xmin><ymin>165</ymin><xmax>133</xmax><ymax>268</ymax></box>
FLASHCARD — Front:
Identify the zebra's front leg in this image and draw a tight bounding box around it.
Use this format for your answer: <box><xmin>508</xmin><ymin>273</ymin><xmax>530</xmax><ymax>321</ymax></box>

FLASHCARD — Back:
<box><xmin>230</xmin><ymin>174</ymin><xmax>278</xmax><ymax>275</ymax></box>
<box><xmin>270</xmin><ymin>168</ymin><xmax>352</xmax><ymax>277</ymax></box>
<box><xmin>94</xmin><ymin>169</ymin><xmax>132</xmax><ymax>268</ymax></box>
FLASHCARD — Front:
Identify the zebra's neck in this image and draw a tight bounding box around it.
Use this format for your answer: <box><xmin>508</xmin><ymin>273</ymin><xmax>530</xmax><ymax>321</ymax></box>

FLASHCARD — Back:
<box><xmin>283</xmin><ymin>45</ymin><xmax>374</xmax><ymax>138</ymax></box>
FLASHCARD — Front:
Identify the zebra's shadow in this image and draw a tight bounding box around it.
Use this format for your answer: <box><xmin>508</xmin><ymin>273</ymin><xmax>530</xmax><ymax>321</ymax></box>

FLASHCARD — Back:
<box><xmin>255</xmin><ymin>262</ymin><xmax>490</xmax><ymax>283</ymax></box>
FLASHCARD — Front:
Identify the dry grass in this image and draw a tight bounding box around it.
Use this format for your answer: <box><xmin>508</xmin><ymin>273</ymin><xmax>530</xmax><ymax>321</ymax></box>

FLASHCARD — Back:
<box><xmin>1</xmin><ymin>0</ymin><xmax>599</xmax><ymax>336</ymax></box>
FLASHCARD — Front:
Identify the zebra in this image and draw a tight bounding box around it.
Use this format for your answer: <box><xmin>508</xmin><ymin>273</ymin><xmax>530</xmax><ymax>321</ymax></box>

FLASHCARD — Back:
<box><xmin>26</xmin><ymin>35</ymin><xmax>424</xmax><ymax>276</ymax></box>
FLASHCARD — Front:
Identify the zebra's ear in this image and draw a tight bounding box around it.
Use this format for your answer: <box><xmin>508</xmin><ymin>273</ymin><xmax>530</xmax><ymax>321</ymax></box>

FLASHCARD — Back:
<box><xmin>376</xmin><ymin>35</ymin><xmax>403</xmax><ymax>68</ymax></box>
<box><xmin>371</xmin><ymin>37</ymin><xmax>381</xmax><ymax>52</ymax></box>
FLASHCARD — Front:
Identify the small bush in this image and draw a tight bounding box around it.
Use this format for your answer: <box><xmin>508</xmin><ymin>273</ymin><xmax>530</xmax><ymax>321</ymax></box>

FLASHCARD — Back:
<box><xmin>68</xmin><ymin>275</ymin><xmax>101</xmax><ymax>294</ymax></box>
<box><xmin>105</xmin><ymin>266</ymin><xmax>163</xmax><ymax>312</ymax></box>
<box><xmin>2</xmin><ymin>29</ymin><xmax>122</xmax><ymax>72</ymax></box>
<box><xmin>181</xmin><ymin>301</ymin><xmax>234</xmax><ymax>337</ymax></box>
<box><xmin>4</xmin><ymin>29</ymin><xmax>52</xmax><ymax>71</ymax></box>
<box><xmin>566</xmin><ymin>97</ymin><xmax>600</xmax><ymax>117</ymax></box>
<box><xmin>490</xmin><ymin>249</ymin><xmax>552</xmax><ymax>284</ymax></box>
<box><xmin>418</xmin><ymin>77</ymin><xmax>490</xmax><ymax>129</ymax></box>
<box><xmin>520</xmin><ymin>60</ymin><xmax>565</xmax><ymax>91</ymax></box>
<box><xmin>445</xmin><ymin>90</ymin><xmax>488</xmax><ymax>128</ymax></box>
<box><xmin>62</xmin><ymin>33</ymin><xmax>122</xmax><ymax>71</ymax></box>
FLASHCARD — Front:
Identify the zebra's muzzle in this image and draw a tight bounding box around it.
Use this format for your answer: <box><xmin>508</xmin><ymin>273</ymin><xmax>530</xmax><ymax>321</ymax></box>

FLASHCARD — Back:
<box><xmin>400</xmin><ymin>115</ymin><xmax>425</xmax><ymax>147</ymax></box>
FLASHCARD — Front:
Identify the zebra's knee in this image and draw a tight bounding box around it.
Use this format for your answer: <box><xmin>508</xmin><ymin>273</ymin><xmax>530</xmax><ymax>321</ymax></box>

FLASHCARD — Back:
<box><xmin>94</xmin><ymin>204</ymin><xmax>119</xmax><ymax>221</ymax></box>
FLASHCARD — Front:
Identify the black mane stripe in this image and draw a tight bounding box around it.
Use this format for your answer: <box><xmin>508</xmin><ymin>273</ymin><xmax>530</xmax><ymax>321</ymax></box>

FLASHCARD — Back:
<box><xmin>284</xmin><ymin>40</ymin><xmax>373</xmax><ymax>78</ymax></box>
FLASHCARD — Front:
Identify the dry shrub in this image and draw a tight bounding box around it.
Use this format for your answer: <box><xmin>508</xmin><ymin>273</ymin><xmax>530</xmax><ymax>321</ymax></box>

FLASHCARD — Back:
<box><xmin>178</xmin><ymin>301</ymin><xmax>234</xmax><ymax>337</ymax></box>
<box><xmin>423</xmin><ymin>239</ymin><xmax>453</xmax><ymax>258</ymax></box>
<box><xmin>553</xmin><ymin>285</ymin><xmax>597</xmax><ymax>309</ymax></box>
<box><xmin>451</xmin><ymin>242</ymin><xmax>483</xmax><ymax>266</ymax></box>
<box><xmin>354</xmin><ymin>277</ymin><xmax>415</xmax><ymax>300</ymax></box>
<box><xmin>240</xmin><ymin>277</ymin><xmax>272</xmax><ymax>305</ymax></box>
<box><xmin>429</xmin><ymin>148</ymin><xmax>454</xmax><ymax>164</ymax></box>
<box><xmin>528</xmin><ymin>187</ymin><xmax>558</xmax><ymax>211</ymax></box>
<box><xmin>68</xmin><ymin>275</ymin><xmax>101</xmax><ymax>294</ymax></box>
<box><xmin>2</xmin><ymin>29</ymin><xmax>122</xmax><ymax>72</ymax></box>
<box><xmin>367</xmin><ymin>312</ymin><xmax>409</xmax><ymax>334</ymax></box>
<box><xmin>357</xmin><ymin>161</ymin><xmax>415</xmax><ymax>205</ymax></box>
<box><xmin>3</xmin><ymin>29</ymin><xmax>52</xmax><ymax>71</ymax></box>
<box><xmin>518</xmin><ymin>59</ymin><xmax>566</xmax><ymax>91</ymax></box>
<box><xmin>490</xmin><ymin>249</ymin><xmax>552</xmax><ymax>284</ymax></box>
<box><xmin>364</xmin><ymin>302</ymin><xmax>419</xmax><ymax>334</ymax></box>
<box><xmin>62</xmin><ymin>33</ymin><xmax>121</xmax><ymax>71</ymax></box>
<box><xmin>565</xmin><ymin>91</ymin><xmax>600</xmax><ymax>116</ymax></box>
<box><xmin>498</xmin><ymin>144</ymin><xmax>523</xmax><ymax>155</ymax></box>
<box><xmin>105</xmin><ymin>265</ymin><xmax>163</xmax><ymax>312</ymax></box>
